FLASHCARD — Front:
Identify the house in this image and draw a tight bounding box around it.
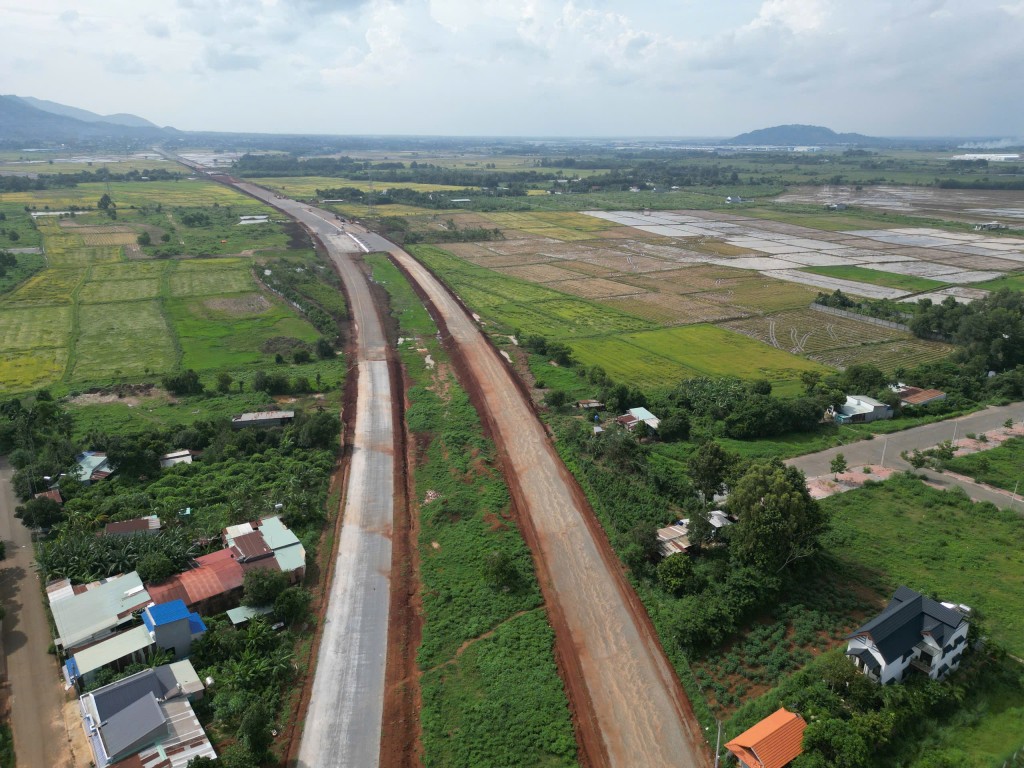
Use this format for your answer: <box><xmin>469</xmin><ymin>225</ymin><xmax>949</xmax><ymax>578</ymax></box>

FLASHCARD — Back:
<box><xmin>832</xmin><ymin>395</ymin><xmax>893</xmax><ymax>425</ymax></box>
<box><xmin>34</xmin><ymin>488</ymin><xmax>63</xmax><ymax>505</ymax></box>
<box><xmin>656</xmin><ymin>511</ymin><xmax>734</xmax><ymax>558</ymax></box>
<box><xmin>141</xmin><ymin>600</ymin><xmax>206</xmax><ymax>660</ymax></box>
<box><xmin>231</xmin><ymin>410</ymin><xmax>295</xmax><ymax>429</ymax></box>
<box><xmin>616</xmin><ymin>407</ymin><xmax>660</xmax><ymax>432</ymax></box>
<box><xmin>725</xmin><ymin>708</ymin><xmax>807</xmax><ymax>768</ymax></box>
<box><xmin>895</xmin><ymin>386</ymin><xmax>946</xmax><ymax>408</ymax></box>
<box><xmin>159</xmin><ymin>449</ymin><xmax>201</xmax><ymax>469</ymax></box>
<box><xmin>74</xmin><ymin>450</ymin><xmax>114</xmax><ymax>483</ymax></box>
<box><xmin>576</xmin><ymin>399</ymin><xmax>604</xmax><ymax>410</ymax></box>
<box><xmin>226</xmin><ymin>604</ymin><xmax>274</xmax><ymax>626</ymax></box>
<box><xmin>79</xmin><ymin>661</ymin><xmax>214</xmax><ymax>767</ymax></box>
<box><xmin>846</xmin><ymin>586</ymin><xmax>970</xmax><ymax>684</ymax></box>
<box><xmin>223</xmin><ymin>515</ymin><xmax>307</xmax><ymax>582</ymax></box>
<box><xmin>48</xmin><ymin>572</ymin><xmax>151</xmax><ymax>653</ymax></box>
<box><xmin>147</xmin><ymin>516</ymin><xmax>305</xmax><ymax>610</ymax></box>
<box><xmin>103</xmin><ymin>515</ymin><xmax>161</xmax><ymax>537</ymax></box>
<box><xmin>63</xmin><ymin>625</ymin><xmax>154</xmax><ymax>689</ymax></box>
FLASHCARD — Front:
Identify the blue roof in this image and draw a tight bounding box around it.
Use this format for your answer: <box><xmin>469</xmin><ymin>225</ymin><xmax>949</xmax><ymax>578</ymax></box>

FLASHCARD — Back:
<box><xmin>188</xmin><ymin>612</ymin><xmax>207</xmax><ymax>635</ymax></box>
<box><xmin>145</xmin><ymin>600</ymin><xmax>190</xmax><ymax>628</ymax></box>
<box><xmin>65</xmin><ymin>658</ymin><xmax>79</xmax><ymax>678</ymax></box>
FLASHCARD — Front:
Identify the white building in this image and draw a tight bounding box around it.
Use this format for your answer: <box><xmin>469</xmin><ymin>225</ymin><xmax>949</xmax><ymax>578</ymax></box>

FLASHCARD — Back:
<box><xmin>846</xmin><ymin>586</ymin><xmax>969</xmax><ymax>684</ymax></box>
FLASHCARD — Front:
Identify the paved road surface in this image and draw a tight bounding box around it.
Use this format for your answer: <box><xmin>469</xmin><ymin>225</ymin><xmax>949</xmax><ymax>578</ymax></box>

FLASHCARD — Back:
<box><xmin>388</xmin><ymin>249</ymin><xmax>711</xmax><ymax>767</ymax></box>
<box><xmin>0</xmin><ymin>461</ymin><xmax>74</xmax><ymax>768</ymax></box>
<box><xmin>787</xmin><ymin>403</ymin><xmax>1024</xmax><ymax>509</ymax></box>
<box><xmin>231</xmin><ymin>184</ymin><xmax>398</xmax><ymax>768</ymax></box>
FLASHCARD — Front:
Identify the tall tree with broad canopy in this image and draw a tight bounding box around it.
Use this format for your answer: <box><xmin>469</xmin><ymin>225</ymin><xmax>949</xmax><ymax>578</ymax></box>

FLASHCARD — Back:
<box><xmin>727</xmin><ymin>459</ymin><xmax>826</xmax><ymax>574</ymax></box>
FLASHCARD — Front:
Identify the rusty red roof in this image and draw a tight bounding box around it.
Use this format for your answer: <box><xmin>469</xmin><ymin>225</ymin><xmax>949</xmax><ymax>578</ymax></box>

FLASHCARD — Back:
<box><xmin>231</xmin><ymin>531</ymin><xmax>273</xmax><ymax>562</ymax></box>
<box><xmin>146</xmin><ymin>549</ymin><xmax>243</xmax><ymax>607</ymax></box>
<box><xmin>726</xmin><ymin>708</ymin><xmax>807</xmax><ymax>768</ymax></box>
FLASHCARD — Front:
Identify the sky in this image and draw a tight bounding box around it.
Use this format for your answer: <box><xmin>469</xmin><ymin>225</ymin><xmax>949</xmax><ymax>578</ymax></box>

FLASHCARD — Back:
<box><xmin>1</xmin><ymin>0</ymin><xmax>1022</xmax><ymax>138</ymax></box>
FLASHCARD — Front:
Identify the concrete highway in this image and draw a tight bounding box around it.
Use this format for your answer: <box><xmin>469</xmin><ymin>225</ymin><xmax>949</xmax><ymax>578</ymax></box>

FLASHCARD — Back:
<box><xmin>229</xmin><ymin>183</ymin><xmax>398</xmax><ymax>768</ymax></box>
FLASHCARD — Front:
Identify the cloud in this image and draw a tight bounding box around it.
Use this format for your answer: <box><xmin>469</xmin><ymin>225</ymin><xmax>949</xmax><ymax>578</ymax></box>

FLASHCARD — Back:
<box><xmin>144</xmin><ymin>19</ymin><xmax>171</xmax><ymax>38</ymax></box>
<box><xmin>202</xmin><ymin>45</ymin><xmax>262</xmax><ymax>71</ymax></box>
<box><xmin>105</xmin><ymin>52</ymin><xmax>147</xmax><ymax>75</ymax></box>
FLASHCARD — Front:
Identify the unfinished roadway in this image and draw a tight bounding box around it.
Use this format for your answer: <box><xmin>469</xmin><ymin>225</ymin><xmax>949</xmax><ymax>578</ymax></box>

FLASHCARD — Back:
<box><xmin>219</xmin><ymin>174</ymin><xmax>709</xmax><ymax>767</ymax></box>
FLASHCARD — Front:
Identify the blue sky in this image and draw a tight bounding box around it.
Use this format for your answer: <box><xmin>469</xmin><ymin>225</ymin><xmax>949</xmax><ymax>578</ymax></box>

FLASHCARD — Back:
<box><xmin>1</xmin><ymin>0</ymin><xmax>1021</xmax><ymax>137</ymax></box>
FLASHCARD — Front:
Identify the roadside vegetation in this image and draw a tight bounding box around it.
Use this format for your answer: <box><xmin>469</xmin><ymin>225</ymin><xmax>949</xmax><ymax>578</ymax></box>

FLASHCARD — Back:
<box><xmin>366</xmin><ymin>253</ymin><xmax>577</xmax><ymax>768</ymax></box>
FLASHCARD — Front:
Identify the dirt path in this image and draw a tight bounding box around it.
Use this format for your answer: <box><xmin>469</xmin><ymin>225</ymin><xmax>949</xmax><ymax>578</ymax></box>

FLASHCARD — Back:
<box><xmin>387</xmin><ymin>251</ymin><xmax>711</xmax><ymax>768</ymax></box>
<box><xmin>0</xmin><ymin>460</ymin><xmax>76</xmax><ymax>768</ymax></box>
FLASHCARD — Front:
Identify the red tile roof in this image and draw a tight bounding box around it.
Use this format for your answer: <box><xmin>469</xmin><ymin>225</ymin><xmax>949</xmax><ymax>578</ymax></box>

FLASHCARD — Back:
<box><xmin>146</xmin><ymin>549</ymin><xmax>244</xmax><ymax>607</ymax></box>
<box><xmin>34</xmin><ymin>489</ymin><xmax>63</xmax><ymax>505</ymax></box>
<box><xmin>725</xmin><ymin>708</ymin><xmax>807</xmax><ymax>768</ymax></box>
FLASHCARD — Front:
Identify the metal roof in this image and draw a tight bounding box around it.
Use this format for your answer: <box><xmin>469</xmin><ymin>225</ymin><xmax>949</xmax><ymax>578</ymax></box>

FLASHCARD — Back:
<box><xmin>51</xmin><ymin>573</ymin><xmax>151</xmax><ymax>650</ymax></box>
<box><xmin>257</xmin><ymin>516</ymin><xmax>298</xmax><ymax>550</ymax></box>
<box><xmin>231</xmin><ymin>531</ymin><xmax>273</xmax><ymax>562</ymax></box>
<box><xmin>143</xmin><ymin>600</ymin><xmax>190</xmax><ymax>629</ymax></box>
<box><xmin>226</xmin><ymin>605</ymin><xmax>273</xmax><ymax>625</ymax></box>
<box><xmin>72</xmin><ymin>625</ymin><xmax>154</xmax><ymax>677</ymax></box>
<box><xmin>725</xmin><ymin>708</ymin><xmax>807</xmax><ymax>768</ymax></box>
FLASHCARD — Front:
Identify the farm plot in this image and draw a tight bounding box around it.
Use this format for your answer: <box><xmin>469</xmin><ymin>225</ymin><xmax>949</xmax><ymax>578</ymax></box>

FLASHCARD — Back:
<box><xmin>4</xmin><ymin>268</ymin><xmax>85</xmax><ymax>306</ymax></box>
<box><xmin>481</xmin><ymin>296</ymin><xmax>654</xmax><ymax>339</ymax></box>
<box><xmin>615</xmin><ymin>265</ymin><xmax>752</xmax><ymax>294</ymax></box>
<box><xmin>724</xmin><ymin>309</ymin><xmax>954</xmax><ymax>372</ymax></box>
<box><xmin>80</xmin><ymin>231</ymin><xmax>139</xmax><ymax>246</ymax></box>
<box><xmin>546</xmin><ymin>277</ymin><xmax>642</xmax><ymax>299</ymax></box>
<box><xmin>90</xmin><ymin>262</ymin><xmax>168</xmax><ymax>281</ymax></box>
<box><xmin>0</xmin><ymin>348</ymin><xmax>70</xmax><ymax>393</ymax></box>
<box><xmin>495</xmin><ymin>263</ymin><xmax>589</xmax><ymax>283</ymax></box>
<box><xmin>602</xmin><ymin>292</ymin><xmax>746</xmax><ymax>325</ymax></box>
<box><xmin>71</xmin><ymin>300</ymin><xmax>176</xmax><ymax>382</ymax></box>
<box><xmin>570</xmin><ymin>325</ymin><xmax>828</xmax><ymax>392</ymax></box>
<box><xmin>167</xmin><ymin>261</ymin><xmax>256</xmax><ymax>297</ymax></box>
<box><xmin>800</xmin><ymin>265</ymin><xmax>948</xmax><ymax>292</ymax></box>
<box><xmin>0</xmin><ymin>306</ymin><xmax>72</xmax><ymax>349</ymax></box>
<box><xmin>166</xmin><ymin>293</ymin><xmax>320</xmax><ymax>371</ymax></box>
<box><xmin>79</xmin><ymin>278</ymin><xmax>161</xmax><ymax>304</ymax></box>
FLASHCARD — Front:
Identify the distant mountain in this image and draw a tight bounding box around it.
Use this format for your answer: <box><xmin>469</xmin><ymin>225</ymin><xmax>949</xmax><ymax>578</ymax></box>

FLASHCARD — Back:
<box><xmin>0</xmin><ymin>95</ymin><xmax>171</xmax><ymax>143</ymax></box>
<box><xmin>11</xmin><ymin>96</ymin><xmax>157</xmax><ymax>128</ymax></box>
<box><xmin>727</xmin><ymin>124</ymin><xmax>882</xmax><ymax>146</ymax></box>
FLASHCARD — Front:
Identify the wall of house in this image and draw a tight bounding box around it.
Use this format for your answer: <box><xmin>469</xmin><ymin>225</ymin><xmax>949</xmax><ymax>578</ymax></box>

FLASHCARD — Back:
<box><xmin>932</xmin><ymin>622</ymin><xmax>969</xmax><ymax>679</ymax></box>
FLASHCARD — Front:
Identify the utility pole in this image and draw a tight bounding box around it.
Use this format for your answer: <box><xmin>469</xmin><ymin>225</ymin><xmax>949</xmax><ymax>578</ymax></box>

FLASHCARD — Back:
<box><xmin>714</xmin><ymin>719</ymin><xmax>723</xmax><ymax>768</ymax></box>
<box><xmin>881</xmin><ymin>436</ymin><xmax>888</xmax><ymax>469</ymax></box>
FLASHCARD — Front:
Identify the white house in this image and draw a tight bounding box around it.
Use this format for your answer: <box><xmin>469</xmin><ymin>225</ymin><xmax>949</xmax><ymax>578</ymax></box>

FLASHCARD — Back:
<box><xmin>846</xmin><ymin>586</ymin><xmax>969</xmax><ymax>684</ymax></box>
<box><xmin>832</xmin><ymin>395</ymin><xmax>893</xmax><ymax>425</ymax></box>
<box><xmin>616</xmin><ymin>407</ymin><xmax>660</xmax><ymax>431</ymax></box>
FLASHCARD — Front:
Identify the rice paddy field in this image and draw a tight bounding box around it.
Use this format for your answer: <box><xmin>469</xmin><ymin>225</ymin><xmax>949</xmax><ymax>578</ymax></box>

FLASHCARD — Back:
<box><xmin>0</xmin><ymin>180</ymin><xmax>326</xmax><ymax>395</ymax></box>
<box><xmin>246</xmin><ymin>176</ymin><xmax>474</xmax><ymax>197</ymax></box>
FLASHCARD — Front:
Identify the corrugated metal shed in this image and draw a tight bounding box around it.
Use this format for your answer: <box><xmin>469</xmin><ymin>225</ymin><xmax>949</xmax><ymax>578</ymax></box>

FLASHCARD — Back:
<box><xmin>51</xmin><ymin>573</ymin><xmax>150</xmax><ymax>650</ymax></box>
<box><xmin>71</xmin><ymin>625</ymin><xmax>154</xmax><ymax>678</ymax></box>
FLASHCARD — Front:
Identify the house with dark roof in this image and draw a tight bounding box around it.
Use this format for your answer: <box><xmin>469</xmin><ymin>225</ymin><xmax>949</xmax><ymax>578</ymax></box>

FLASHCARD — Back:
<box><xmin>725</xmin><ymin>707</ymin><xmax>807</xmax><ymax>768</ymax></box>
<box><xmin>846</xmin><ymin>586</ymin><xmax>970</xmax><ymax>684</ymax></box>
<box><xmin>103</xmin><ymin>515</ymin><xmax>161</xmax><ymax>537</ymax></box>
<box><xmin>79</xmin><ymin>661</ymin><xmax>213</xmax><ymax>767</ymax></box>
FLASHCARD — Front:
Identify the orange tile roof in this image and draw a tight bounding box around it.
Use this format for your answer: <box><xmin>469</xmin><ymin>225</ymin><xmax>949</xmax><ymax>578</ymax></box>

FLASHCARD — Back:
<box><xmin>725</xmin><ymin>708</ymin><xmax>806</xmax><ymax>768</ymax></box>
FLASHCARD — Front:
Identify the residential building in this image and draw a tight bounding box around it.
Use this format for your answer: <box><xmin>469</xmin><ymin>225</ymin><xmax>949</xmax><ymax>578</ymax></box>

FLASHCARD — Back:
<box><xmin>832</xmin><ymin>395</ymin><xmax>893</xmax><ymax>425</ymax></box>
<box><xmin>894</xmin><ymin>386</ymin><xmax>946</xmax><ymax>408</ymax></box>
<box><xmin>725</xmin><ymin>708</ymin><xmax>807</xmax><ymax>768</ymax></box>
<box><xmin>74</xmin><ymin>450</ymin><xmax>114</xmax><ymax>483</ymax></box>
<box><xmin>575</xmin><ymin>399</ymin><xmax>604</xmax><ymax>409</ymax></box>
<box><xmin>79</xmin><ymin>661</ymin><xmax>214</xmax><ymax>767</ymax></box>
<box><xmin>103</xmin><ymin>515</ymin><xmax>161</xmax><ymax>537</ymax></box>
<box><xmin>34</xmin><ymin>488</ymin><xmax>63</xmax><ymax>505</ymax></box>
<box><xmin>616</xmin><ymin>407</ymin><xmax>660</xmax><ymax>432</ymax></box>
<box><xmin>223</xmin><ymin>515</ymin><xmax>307</xmax><ymax>582</ymax></box>
<box><xmin>656</xmin><ymin>511</ymin><xmax>734</xmax><ymax>557</ymax></box>
<box><xmin>141</xmin><ymin>600</ymin><xmax>206</xmax><ymax>660</ymax></box>
<box><xmin>63</xmin><ymin>625</ymin><xmax>154</xmax><ymax>689</ymax></box>
<box><xmin>231</xmin><ymin>410</ymin><xmax>295</xmax><ymax>429</ymax></box>
<box><xmin>48</xmin><ymin>572</ymin><xmax>151</xmax><ymax>653</ymax></box>
<box><xmin>159</xmin><ymin>449</ymin><xmax>200</xmax><ymax>469</ymax></box>
<box><xmin>846</xmin><ymin>586</ymin><xmax>970</xmax><ymax>684</ymax></box>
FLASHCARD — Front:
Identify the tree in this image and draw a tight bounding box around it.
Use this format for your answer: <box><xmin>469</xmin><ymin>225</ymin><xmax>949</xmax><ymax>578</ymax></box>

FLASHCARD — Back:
<box><xmin>801</xmin><ymin>718</ymin><xmax>871</xmax><ymax>768</ymax></box>
<box><xmin>162</xmin><ymin>369</ymin><xmax>204</xmax><ymax>395</ymax></box>
<box><xmin>14</xmin><ymin>496</ymin><xmax>63</xmax><ymax>529</ymax></box>
<box><xmin>656</xmin><ymin>554</ymin><xmax>702</xmax><ymax>596</ymax></box>
<box><xmin>137</xmin><ymin>231</ymin><xmax>152</xmax><ymax>246</ymax></box>
<box><xmin>483</xmin><ymin>550</ymin><xmax>521</xmax><ymax>592</ymax></box>
<box><xmin>1004</xmin><ymin>417</ymin><xmax>1015</xmax><ymax>431</ymax></box>
<box><xmin>187</xmin><ymin>757</ymin><xmax>217</xmax><ymax>767</ymax></box>
<box><xmin>293</xmin><ymin>348</ymin><xmax>312</xmax><ymax>364</ymax></box>
<box><xmin>830</xmin><ymin>453</ymin><xmax>848</xmax><ymax>478</ymax></box>
<box><xmin>543</xmin><ymin>389</ymin><xmax>568</xmax><ymax>408</ymax></box>
<box><xmin>138</xmin><ymin>551</ymin><xmax>176</xmax><ymax>583</ymax></box>
<box><xmin>315</xmin><ymin>337</ymin><xmax>334</xmax><ymax>359</ymax></box>
<box><xmin>238</xmin><ymin>698</ymin><xmax>274</xmax><ymax>757</ymax></box>
<box><xmin>97</xmin><ymin>193</ymin><xmax>113</xmax><ymax>210</ymax></box>
<box><xmin>658</xmin><ymin>411</ymin><xmax>690</xmax><ymax>442</ymax></box>
<box><xmin>216</xmin><ymin>372</ymin><xmax>233</xmax><ymax>394</ymax></box>
<box><xmin>295</xmin><ymin>412</ymin><xmax>338</xmax><ymax>449</ymax></box>
<box><xmin>688</xmin><ymin>441</ymin><xmax>735</xmax><ymax>503</ymax></box>
<box><xmin>273</xmin><ymin>586</ymin><xmax>312</xmax><ymax>626</ymax></box>
<box><xmin>242</xmin><ymin>568</ymin><xmax>289</xmax><ymax>607</ymax></box>
<box><xmin>728</xmin><ymin>459</ymin><xmax>827</xmax><ymax>574</ymax></box>
<box><xmin>686</xmin><ymin>509</ymin><xmax>716</xmax><ymax>549</ymax></box>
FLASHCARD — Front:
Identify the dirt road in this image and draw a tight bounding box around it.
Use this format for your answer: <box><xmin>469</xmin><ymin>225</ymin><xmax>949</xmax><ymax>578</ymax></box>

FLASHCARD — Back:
<box><xmin>0</xmin><ymin>460</ymin><xmax>75</xmax><ymax>768</ymax></box>
<box><xmin>388</xmin><ymin>250</ymin><xmax>711</xmax><ymax>767</ymax></box>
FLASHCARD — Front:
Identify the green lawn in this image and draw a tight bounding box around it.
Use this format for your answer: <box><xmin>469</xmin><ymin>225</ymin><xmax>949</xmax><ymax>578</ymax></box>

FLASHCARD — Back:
<box><xmin>824</xmin><ymin>473</ymin><xmax>1024</xmax><ymax>657</ymax></box>
<box><xmin>942</xmin><ymin>435</ymin><xmax>1024</xmax><ymax>492</ymax></box>
<box><xmin>973</xmin><ymin>273</ymin><xmax>1024</xmax><ymax>292</ymax></box>
<box><xmin>800</xmin><ymin>264</ymin><xmax>948</xmax><ymax>292</ymax></box>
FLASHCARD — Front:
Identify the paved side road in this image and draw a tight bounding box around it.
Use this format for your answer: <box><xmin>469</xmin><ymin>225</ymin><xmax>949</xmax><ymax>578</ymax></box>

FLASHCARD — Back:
<box><xmin>787</xmin><ymin>403</ymin><xmax>1024</xmax><ymax>508</ymax></box>
<box><xmin>0</xmin><ymin>460</ymin><xmax>75</xmax><ymax>768</ymax></box>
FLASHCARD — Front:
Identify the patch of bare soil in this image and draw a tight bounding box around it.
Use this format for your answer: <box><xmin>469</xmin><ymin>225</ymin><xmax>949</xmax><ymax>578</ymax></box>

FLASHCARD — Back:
<box><xmin>204</xmin><ymin>293</ymin><xmax>271</xmax><ymax>315</ymax></box>
<box><xmin>67</xmin><ymin>384</ymin><xmax>173</xmax><ymax>408</ymax></box>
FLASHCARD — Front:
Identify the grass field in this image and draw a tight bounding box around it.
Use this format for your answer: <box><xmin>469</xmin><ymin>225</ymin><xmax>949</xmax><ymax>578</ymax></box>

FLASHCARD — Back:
<box><xmin>0</xmin><ymin>180</ymin><xmax>272</xmax><ymax>211</ymax></box>
<box><xmin>246</xmin><ymin>176</ymin><xmax>473</xmax><ymax>197</ymax></box>
<box><xmin>942</xmin><ymin>436</ymin><xmax>1024</xmax><ymax>491</ymax></box>
<box><xmin>800</xmin><ymin>264</ymin><xmax>949</xmax><ymax>292</ymax></box>
<box><xmin>70</xmin><ymin>300</ymin><xmax>177</xmax><ymax>382</ymax></box>
<box><xmin>167</xmin><ymin>260</ymin><xmax>256</xmax><ymax>297</ymax></box>
<box><xmin>0</xmin><ymin>252</ymin><xmax>45</xmax><ymax>295</ymax></box>
<box><xmin>571</xmin><ymin>325</ymin><xmax>828</xmax><ymax>394</ymax></box>
<box><xmin>825</xmin><ymin>473</ymin><xmax>1024</xmax><ymax>656</ymax></box>
<box><xmin>973</xmin><ymin>273</ymin><xmax>1024</xmax><ymax>292</ymax></box>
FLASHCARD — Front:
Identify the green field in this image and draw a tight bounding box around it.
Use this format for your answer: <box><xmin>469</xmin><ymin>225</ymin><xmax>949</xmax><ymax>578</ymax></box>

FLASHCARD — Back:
<box><xmin>70</xmin><ymin>300</ymin><xmax>177</xmax><ymax>381</ymax></box>
<box><xmin>571</xmin><ymin>325</ymin><xmax>829</xmax><ymax>394</ymax></box>
<box><xmin>825</xmin><ymin>473</ymin><xmax>1024</xmax><ymax>656</ymax></box>
<box><xmin>942</xmin><ymin>435</ymin><xmax>1024</xmax><ymax>491</ymax></box>
<box><xmin>973</xmin><ymin>273</ymin><xmax>1024</xmax><ymax>292</ymax></box>
<box><xmin>167</xmin><ymin>260</ymin><xmax>256</xmax><ymax>297</ymax></box>
<box><xmin>247</xmin><ymin>176</ymin><xmax>473</xmax><ymax>197</ymax></box>
<box><xmin>800</xmin><ymin>264</ymin><xmax>949</xmax><ymax>292</ymax></box>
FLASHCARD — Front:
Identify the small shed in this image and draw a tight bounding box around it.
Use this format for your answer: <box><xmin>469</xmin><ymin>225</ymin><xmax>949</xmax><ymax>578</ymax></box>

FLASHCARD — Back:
<box><xmin>725</xmin><ymin>708</ymin><xmax>807</xmax><ymax>768</ymax></box>
<box><xmin>231</xmin><ymin>410</ymin><xmax>295</xmax><ymax>430</ymax></box>
<box><xmin>103</xmin><ymin>515</ymin><xmax>161</xmax><ymax>537</ymax></box>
